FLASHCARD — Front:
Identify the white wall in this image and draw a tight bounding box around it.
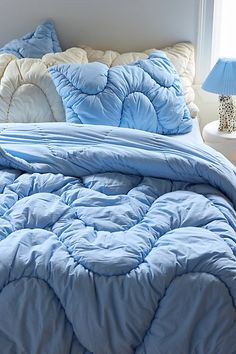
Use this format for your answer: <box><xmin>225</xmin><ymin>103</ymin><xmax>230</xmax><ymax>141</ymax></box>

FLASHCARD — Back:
<box><xmin>0</xmin><ymin>0</ymin><xmax>199</xmax><ymax>51</ymax></box>
<box><xmin>194</xmin><ymin>86</ymin><xmax>218</xmax><ymax>131</ymax></box>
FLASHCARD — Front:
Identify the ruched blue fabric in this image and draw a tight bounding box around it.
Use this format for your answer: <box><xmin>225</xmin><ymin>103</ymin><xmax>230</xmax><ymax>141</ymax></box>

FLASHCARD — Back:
<box><xmin>0</xmin><ymin>123</ymin><xmax>235</xmax><ymax>354</ymax></box>
<box><xmin>0</xmin><ymin>20</ymin><xmax>61</xmax><ymax>58</ymax></box>
<box><xmin>49</xmin><ymin>52</ymin><xmax>192</xmax><ymax>135</ymax></box>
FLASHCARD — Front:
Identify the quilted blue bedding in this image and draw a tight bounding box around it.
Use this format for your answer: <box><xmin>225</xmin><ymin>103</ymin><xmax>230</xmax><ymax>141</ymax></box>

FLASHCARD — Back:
<box><xmin>0</xmin><ymin>123</ymin><xmax>235</xmax><ymax>354</ymax></box>
<box><xmin>0</xmin><ymin>20</ymin><xmax>61</xmax><ymax>58</ymax></box>
<box><xmin>49</xmin><ymin>52</ymin><xmax>192</xmax><ymax>135</ymax></box>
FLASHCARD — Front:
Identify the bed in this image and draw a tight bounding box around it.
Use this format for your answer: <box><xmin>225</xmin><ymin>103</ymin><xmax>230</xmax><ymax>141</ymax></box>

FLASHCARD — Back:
<box><xmin>0</xmin><ymin>21</ymin><xmax>235</xmax><ymax>354</ymax></box>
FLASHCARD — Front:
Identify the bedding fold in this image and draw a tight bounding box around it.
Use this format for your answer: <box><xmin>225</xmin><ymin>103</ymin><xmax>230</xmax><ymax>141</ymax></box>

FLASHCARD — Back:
<box><xmin>0</xmin><ymin>123</ymin><xmax>235</xmax><ymax>206</ymax></box>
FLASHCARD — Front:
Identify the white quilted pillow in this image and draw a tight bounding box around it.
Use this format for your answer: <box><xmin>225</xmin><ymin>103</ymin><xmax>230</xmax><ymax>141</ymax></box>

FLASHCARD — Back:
<box><xmin>81</xmin><ymin>42</ymin><xmax>198</xmax><ymax>118</ymax></box>
<box><xmin>0</xmin><ymin>48</ymin><xmax>87</xmax><ymax>123</ymax></box>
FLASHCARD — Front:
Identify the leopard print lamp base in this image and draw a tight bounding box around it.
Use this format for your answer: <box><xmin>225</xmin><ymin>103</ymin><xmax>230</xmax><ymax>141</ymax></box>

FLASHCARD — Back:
<box><xmin>218</xmin><ymin>95</ymin><xmax>236</xmax><ymax>132</ymax></box>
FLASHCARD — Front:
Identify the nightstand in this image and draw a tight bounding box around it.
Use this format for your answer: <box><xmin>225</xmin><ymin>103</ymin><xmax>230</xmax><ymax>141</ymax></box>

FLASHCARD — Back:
<box><xmin>203</xmin><ymin>120</ymin><xmax>236</xmax><ymax>165</ymax></box>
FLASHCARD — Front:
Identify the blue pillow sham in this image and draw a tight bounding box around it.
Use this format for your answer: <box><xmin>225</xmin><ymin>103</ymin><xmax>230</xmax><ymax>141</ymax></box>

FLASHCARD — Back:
<box><xmin>49</xmin><ymin>51</ymin><xmax>192</xmax><ymax>135</ymax></box>
<box><xmin>0</xmin><ymin>20</ymin><xmax>62</xmax><ymax>59</ymax></box>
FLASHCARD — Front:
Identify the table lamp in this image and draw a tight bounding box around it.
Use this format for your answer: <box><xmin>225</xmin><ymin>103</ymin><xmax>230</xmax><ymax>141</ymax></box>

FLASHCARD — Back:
<box><xmin>202</xmin><ymin>58</ymin><xmax>236</xmax><ymax>132</ymax></box>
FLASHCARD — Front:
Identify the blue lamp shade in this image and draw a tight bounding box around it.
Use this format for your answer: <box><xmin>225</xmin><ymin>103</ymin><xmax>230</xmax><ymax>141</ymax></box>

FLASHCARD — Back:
<box><xmin>202</xmin><ymin>58</ymin><xmax>236</xmax><ymax>95</ymax></box>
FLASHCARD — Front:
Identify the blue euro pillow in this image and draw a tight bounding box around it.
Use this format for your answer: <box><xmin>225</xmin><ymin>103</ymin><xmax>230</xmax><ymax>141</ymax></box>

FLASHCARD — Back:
<box><xmin>49</xmin><ymin>51</ymin><xmax>192</xmax><ymax>135</ymax></box>
<box><xmin>0</xmin><ymin>20</ymin><xmax>61</xmax><ymax>59</ymax></box>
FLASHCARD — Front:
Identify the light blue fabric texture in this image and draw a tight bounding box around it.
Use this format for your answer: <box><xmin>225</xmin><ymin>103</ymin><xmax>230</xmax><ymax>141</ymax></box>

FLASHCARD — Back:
<box><xmin>49</xmin><ymin>52</ymin><xmax>192</xmax><ymax>135</ymax></box>
<box><xmin>0</xmin><ymin>123</ymin><xmax>235</xmax><ymax>354</ymax></box>
<box><xmin>0</xmin><ymin>20</ymin><xmax>61</xmax><ymax>58</ymax></box>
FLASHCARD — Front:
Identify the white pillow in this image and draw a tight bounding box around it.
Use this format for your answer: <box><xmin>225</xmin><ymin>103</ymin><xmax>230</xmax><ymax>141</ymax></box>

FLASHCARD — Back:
<box><xmin>0</xmin><ymin>48</ymin><xmax>87</xmax><ymax>123</ymax></box>
<box><xmin>81</xmin><ymin>42</ymin><xmax>198</xmax><ymax>118</ymax></box>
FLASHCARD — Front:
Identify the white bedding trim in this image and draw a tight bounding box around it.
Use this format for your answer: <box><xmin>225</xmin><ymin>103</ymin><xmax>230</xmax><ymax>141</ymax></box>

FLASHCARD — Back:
<box><xmin>0</xmin><ymin>48</ymin><xmax>87</xmax><ymax>123</ymax></box>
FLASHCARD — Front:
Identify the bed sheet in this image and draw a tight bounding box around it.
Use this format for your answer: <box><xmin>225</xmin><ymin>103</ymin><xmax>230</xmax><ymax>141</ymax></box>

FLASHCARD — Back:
<box><xmin>167</xmin><ymin>117</ymin><xmax>203</xmax><ymax>145</ymax></box>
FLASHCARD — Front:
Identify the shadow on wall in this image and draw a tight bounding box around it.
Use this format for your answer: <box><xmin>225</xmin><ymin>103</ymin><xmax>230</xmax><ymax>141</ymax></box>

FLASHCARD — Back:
<box><xmin>193</xmin><ymin>85</ymin><xmax>218</xmax><ymax>131</ymax></box>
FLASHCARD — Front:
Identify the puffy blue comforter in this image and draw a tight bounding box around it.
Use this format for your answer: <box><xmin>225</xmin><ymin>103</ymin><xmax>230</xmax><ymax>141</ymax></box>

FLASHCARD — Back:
<box><xmin>49</xmin><ymin>52</ymin><xmax>192</xmax><ymax>135</ymax></box>
<box><xmin>0</xmin><ymin>123</ymin><xmax>235</xmax><ymax>354</ymax></box>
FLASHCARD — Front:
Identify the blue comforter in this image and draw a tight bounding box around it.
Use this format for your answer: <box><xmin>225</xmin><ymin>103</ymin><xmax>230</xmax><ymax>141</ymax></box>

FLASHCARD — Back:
<box><xmin>0</xmin><ymin>123</ymin><xmax>235</xmax><ymax>354</ymax></box>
